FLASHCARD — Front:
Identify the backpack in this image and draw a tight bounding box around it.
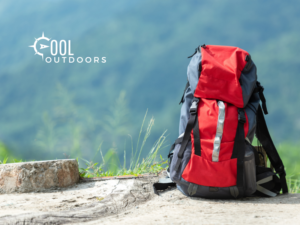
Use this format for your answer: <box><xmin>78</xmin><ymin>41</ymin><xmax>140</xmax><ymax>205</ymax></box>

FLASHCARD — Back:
<box><xmin>154</xmin><ymin>44</ymin><xmax>288</xmax><ymax>199</ymax></box>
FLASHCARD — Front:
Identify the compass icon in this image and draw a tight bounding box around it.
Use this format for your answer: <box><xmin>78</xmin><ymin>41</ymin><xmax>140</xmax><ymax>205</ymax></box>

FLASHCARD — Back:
<box><xmin>29</xmin><ymin>32</ymin><xmax>50</xmax><ymax>59</ymax></box>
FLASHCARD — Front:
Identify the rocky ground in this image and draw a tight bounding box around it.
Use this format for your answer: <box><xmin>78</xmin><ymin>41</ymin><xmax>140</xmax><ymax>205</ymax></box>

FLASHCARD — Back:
<box><xmin>0</xmin><ymin>175</ymin><xmax>299</xmax><ymax>225</ymax></box>
<box><xmin>0</xmin><ymin>175</ymin><xmax>158</xmax><ymax>224</ymax></box>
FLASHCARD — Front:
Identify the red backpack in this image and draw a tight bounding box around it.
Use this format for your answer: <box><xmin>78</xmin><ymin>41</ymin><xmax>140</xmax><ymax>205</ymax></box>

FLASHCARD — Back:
<box><xmin>154</xmin><ymin>45</ymin><xmax>288</xmax><ymax>198</ymax></box>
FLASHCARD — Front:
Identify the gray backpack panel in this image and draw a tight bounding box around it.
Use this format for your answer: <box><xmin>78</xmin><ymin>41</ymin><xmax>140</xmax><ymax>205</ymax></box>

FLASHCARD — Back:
<box><xmin>169</xmin><ymin>142</ymin><xmax>192</xmax><ymax>183</ymax></box>
<box><xmin>179</xmin><ymin>51</ymin><xmax>201</xmax><ymax>135</ymax></box>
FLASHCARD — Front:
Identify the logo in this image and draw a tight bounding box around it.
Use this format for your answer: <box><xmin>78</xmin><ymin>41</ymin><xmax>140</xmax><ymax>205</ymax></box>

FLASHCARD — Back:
<box><xmin>29</xmin><ymin>32</ymin><xmax>50</xmax><ymax>59</ymax></box>
<box><xmin>29</xmin><ymin>32</ymin><xmax>106</xmax><ymax>64</ymax></box>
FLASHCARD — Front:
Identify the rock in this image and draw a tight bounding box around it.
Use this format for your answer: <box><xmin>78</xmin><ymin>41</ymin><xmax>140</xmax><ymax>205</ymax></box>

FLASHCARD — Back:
<box><xmin>0</xmin><ymin>176</ymin><xmax>159</xmax><ymax>224</ymax></box>
<box><xmin>0</xmin><ymin>159</ymin><xmax>79</xmax><ymax>193</ymax></box>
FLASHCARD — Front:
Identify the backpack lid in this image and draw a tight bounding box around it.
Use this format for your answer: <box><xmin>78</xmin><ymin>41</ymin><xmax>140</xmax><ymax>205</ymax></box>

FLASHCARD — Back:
<box><xmin>194</xmin><ymin>45</ymin><xmax>251</xmax><ymax>108</ymax></box>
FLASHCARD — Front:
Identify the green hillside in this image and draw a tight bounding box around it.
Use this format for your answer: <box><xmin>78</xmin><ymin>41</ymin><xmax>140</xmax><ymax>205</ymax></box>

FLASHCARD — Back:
<box><xmin>0</xmin><ymin>0</ymin><xmax>299</xmax><ymax>165</ymax></box>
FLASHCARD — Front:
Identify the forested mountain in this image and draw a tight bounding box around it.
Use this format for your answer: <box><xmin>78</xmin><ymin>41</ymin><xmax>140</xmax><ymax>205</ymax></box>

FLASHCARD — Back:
<box><xmin>0</xmin><ymin>0</ymin><xmax>299</xmax><ymax>161</ymax></box>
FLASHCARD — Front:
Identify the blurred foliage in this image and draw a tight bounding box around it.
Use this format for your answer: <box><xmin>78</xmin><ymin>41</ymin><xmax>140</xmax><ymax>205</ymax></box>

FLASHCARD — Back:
<box><xmin>79</xmin><ymin>113</ymin><xmax>168</xmax><ymax>177</ymax></box>
<box><xmin>99</xmin><ymin>91</ymin><xmax>131</xmax><ymax>148</ymax></box>
<box><xmin>0</xmin><ymin>0</ymin><xmax>299</xmax><ymax>167</ymax></box>
<box><xmin>33</xmin><ymin>83</ymin><xmax>133</xmax><ymax>162</ymax></box>
<box><xmin>0</xmin><ymin>141</ymin><xmax>9</xmax><ymax>158</ymax></box>
<box><xmin>287</xmin><ymin>178</ymin><xmax>300</xmax><ymax>194</ymax></box>
<box><xmin>277</xmin><ymin>143</ymin><xmax>300</xmax><ymax>179</ymax></box>
<box><xmin>0</xmin><ymin>141</ymin><xmax>25</xmax><ymax>164</ymax></box>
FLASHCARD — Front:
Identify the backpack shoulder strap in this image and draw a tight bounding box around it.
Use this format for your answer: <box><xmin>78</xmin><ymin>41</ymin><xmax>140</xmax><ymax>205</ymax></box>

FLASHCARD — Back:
<box><xmin>256</xmin><ymin>104</ymin><xmax>288</xmax><ymax>194</ymax></box>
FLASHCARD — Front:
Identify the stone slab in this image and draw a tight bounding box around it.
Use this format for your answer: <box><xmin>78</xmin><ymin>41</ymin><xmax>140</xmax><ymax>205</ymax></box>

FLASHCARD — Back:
<box><xmin>0</xmin><ymin>159</ymin><xmax>79</xmax><ymax>194</ymax></box>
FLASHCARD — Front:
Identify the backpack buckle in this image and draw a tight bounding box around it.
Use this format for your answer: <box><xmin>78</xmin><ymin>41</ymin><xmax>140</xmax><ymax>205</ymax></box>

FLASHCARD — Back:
<box><xmin>190</xmin><ymin>98</ymin><xmax>199</xmax><ymax>114</ymax></box>
<box><xmin>256</xmin><ymin>81</ymin><xmax>269</xmax><ymax>115</ymax></box>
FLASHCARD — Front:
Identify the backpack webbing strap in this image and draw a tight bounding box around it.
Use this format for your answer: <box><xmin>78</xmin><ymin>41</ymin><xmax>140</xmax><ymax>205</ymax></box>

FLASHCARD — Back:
<box><xmin>256</xmin><ymin>105</ymin><xmax>288</xmax><ymax>194</ymax></box>
<box><xmin>255</xmin><ymin>82</ymin><xmax>268</xmax><ymax>115</ymax></box>
<box><xmin>179</xmin><ymin>81</ymin><xmax>190</xmax><ymax>105</ymax></box>
<box><xmin>153</xmin><ymin>177</ymin><xmax>176</xmax><ymax>195</ymax></box>
<box><xmin>174</xmin><ymin>98</ymin><xmax>199</xmax><ymax>171</ymax></box>
<box><xmin>167</xmin><ymin>136</ymin><xmax>184</xmax><ymax>159</ymax></box>
<box><xmin>193</xmin><ymin>116</ymin><xmax>201</xmax><ymax>156</ymax></box>
<box><xmin>231</xmin><ymin>109</ymin><xmax>246</xmax><ymax>198</ymax></box>
<box><xmin>256</xmin><ymin>175</ymin><xmax>277</xmax><ymax>197</ymax></box>
<box><xmin>255</xmin><ymin>167</ymin><xmax>282</xmax><ymax>197</ymax></box>
<box><xmin>157</xmin><ymin>136</ymin><xmax>187</xmax><ymax>195</ymax></box>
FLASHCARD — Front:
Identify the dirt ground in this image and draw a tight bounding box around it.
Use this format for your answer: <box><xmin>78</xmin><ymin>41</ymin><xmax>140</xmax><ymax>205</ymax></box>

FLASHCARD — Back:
<box><xmin>85</xmin><ymin>188</ymin><xmax>300</xmax><ymax>225</ymax></box>
<box><xmin>0</xmin><ymin>176</ymin><xmax>299</xmax><ymax>225</ymax></box>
